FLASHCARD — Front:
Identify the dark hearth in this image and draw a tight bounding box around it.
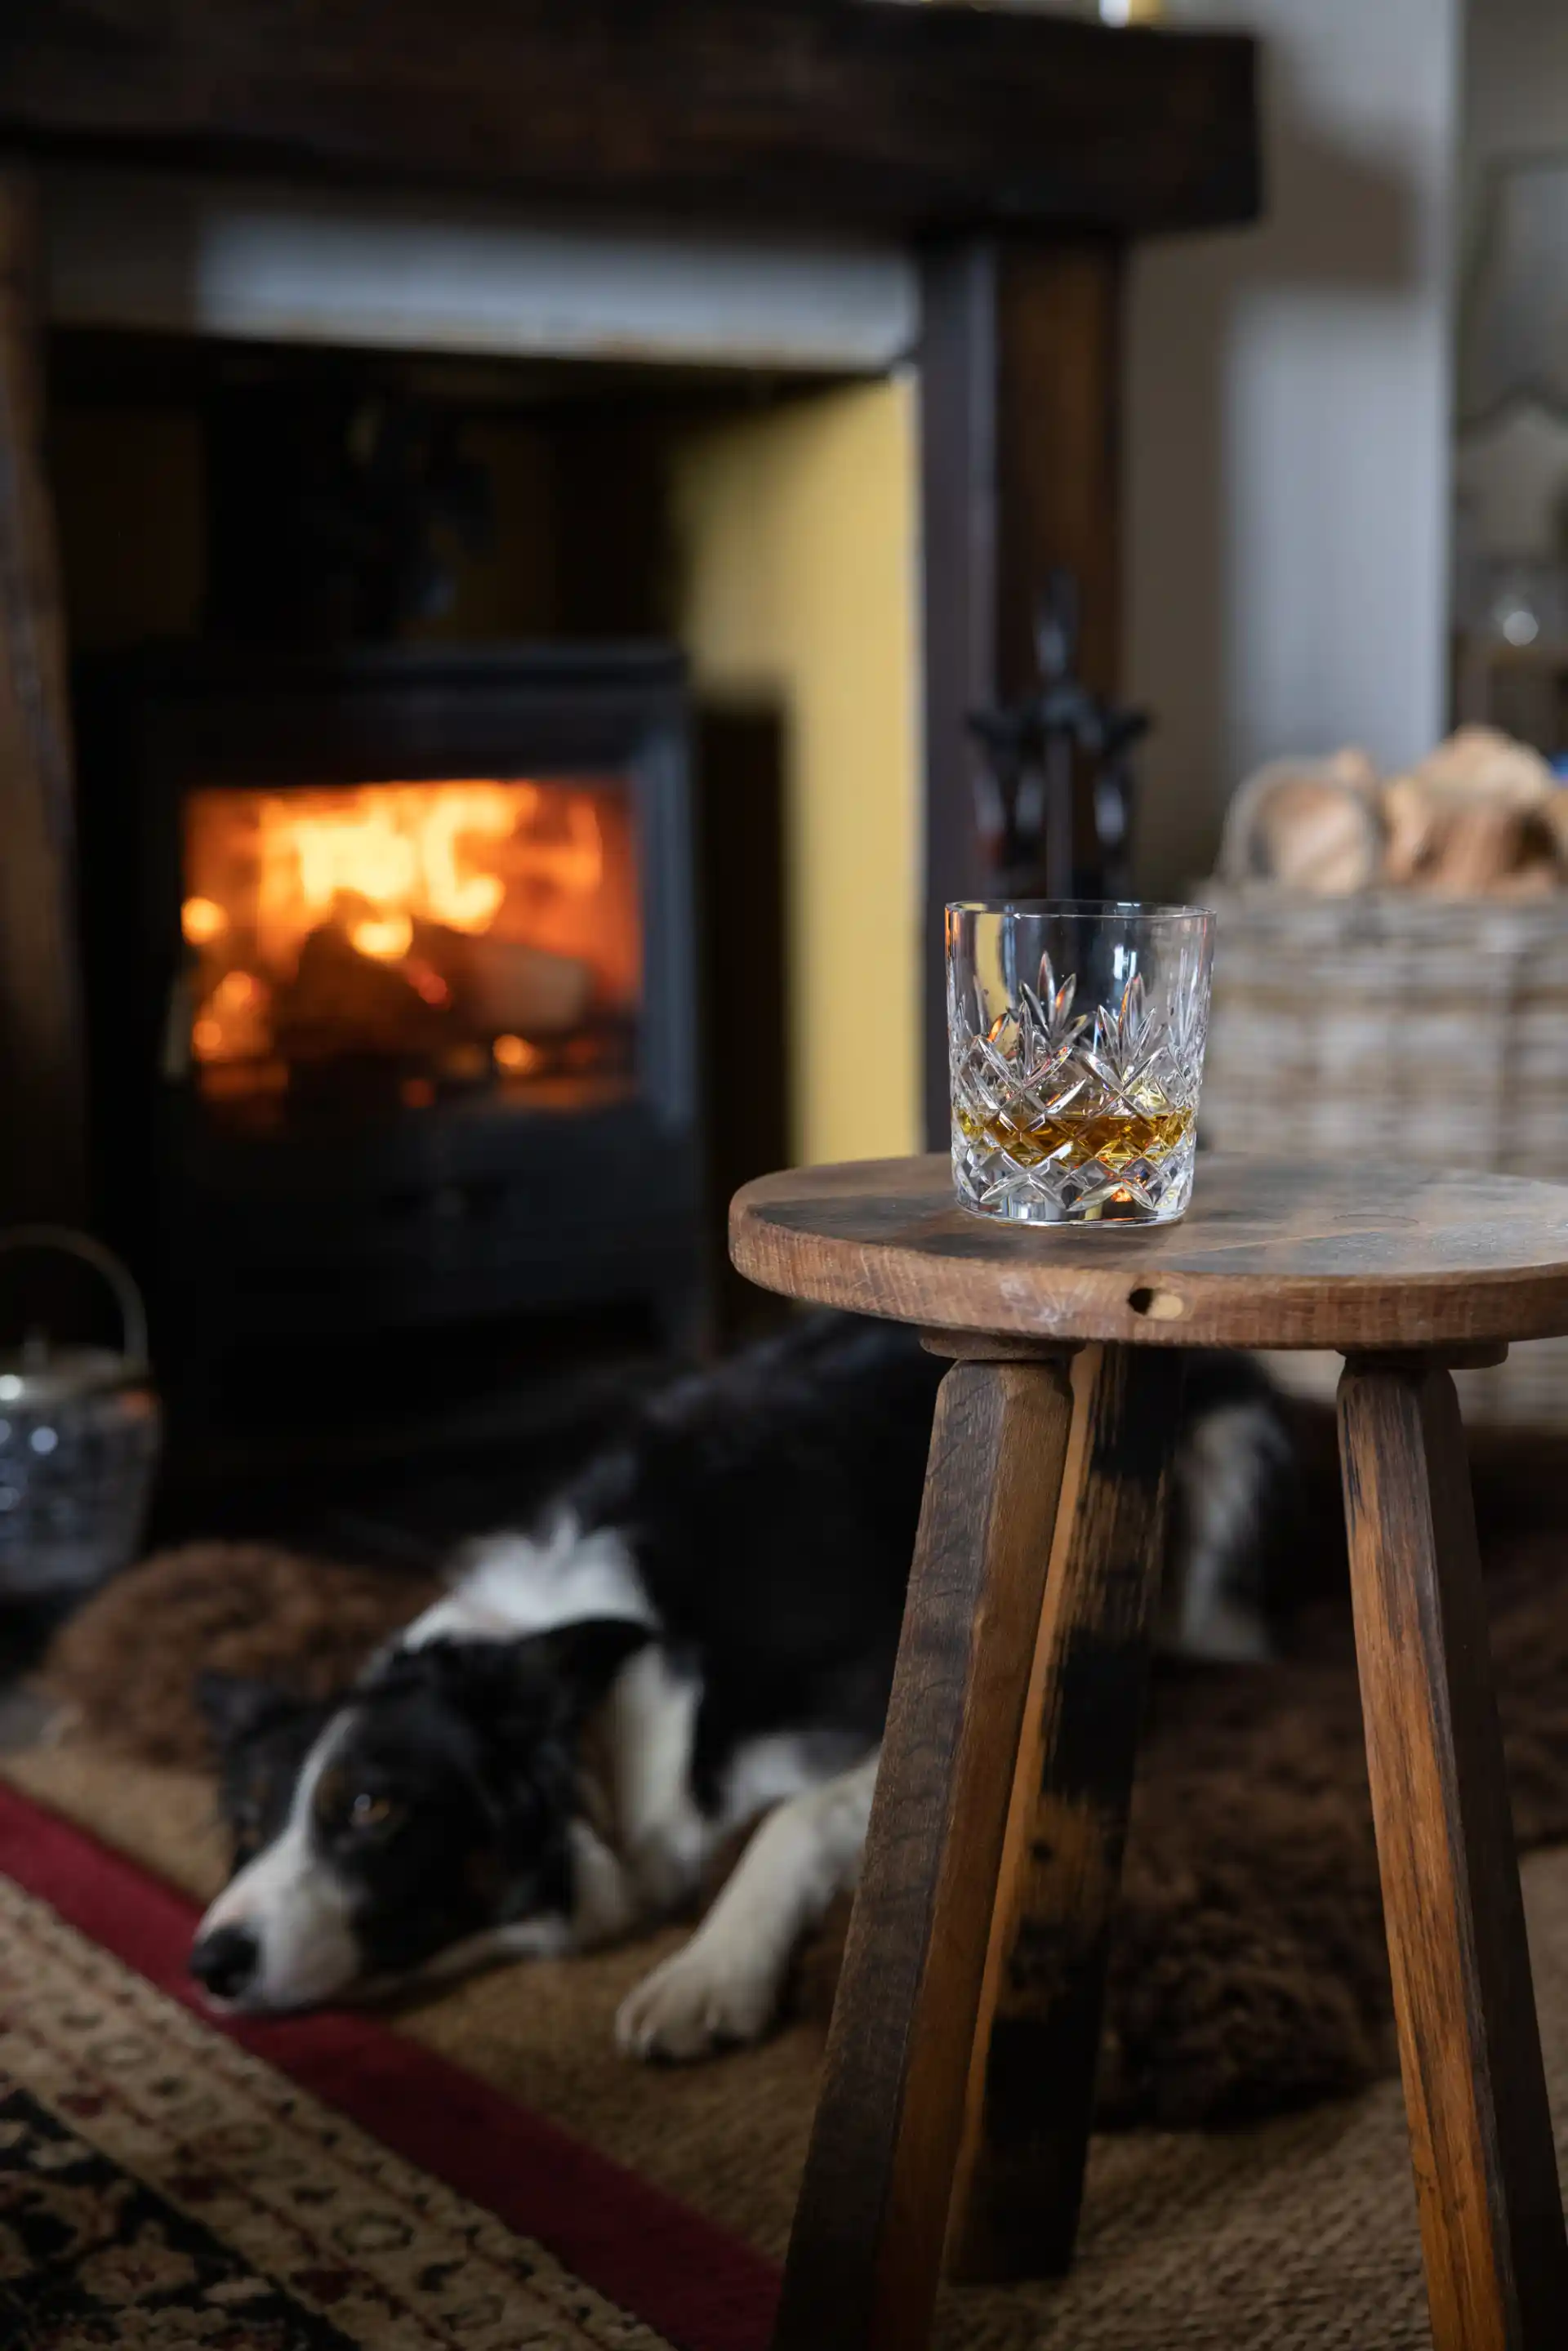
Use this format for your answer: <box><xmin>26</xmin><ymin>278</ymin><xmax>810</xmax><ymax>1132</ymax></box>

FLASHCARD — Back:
<box><xmin>74</xmin><ymin>643</ymin><xmax>702</xmax><ymax>1443</ymax></box>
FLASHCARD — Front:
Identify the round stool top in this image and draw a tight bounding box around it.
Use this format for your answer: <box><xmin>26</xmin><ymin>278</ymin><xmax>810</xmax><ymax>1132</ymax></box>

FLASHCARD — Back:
<box><xmin>729</xmin><ymin>1155</ymin><xmax>1568</xmax><ymax>1351</ymax></box>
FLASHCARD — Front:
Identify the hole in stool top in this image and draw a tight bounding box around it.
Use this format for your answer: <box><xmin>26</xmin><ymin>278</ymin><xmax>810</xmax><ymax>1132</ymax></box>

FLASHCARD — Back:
<box><xmin>1128</xmin><ymin>1286</ymin><xmax>1185</xmax><ymax>1321</ymax></box>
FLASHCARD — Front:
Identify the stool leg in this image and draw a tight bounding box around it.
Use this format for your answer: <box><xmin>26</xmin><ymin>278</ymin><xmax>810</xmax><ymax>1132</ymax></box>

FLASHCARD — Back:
<box><xmin>771</xmin><ymin>1353</ymin><xmax>1076</xmax><ymax>2351</ymax></box>
<box><xmin>945</xmin><ymin>1342</ymin><xmax>1184</xmax><ymax>2282</ymax></box>
<box><xmin>1338</xmin><ymin>1357</ymin><xmax>1568</xmax><ymax>2351</ymax></box>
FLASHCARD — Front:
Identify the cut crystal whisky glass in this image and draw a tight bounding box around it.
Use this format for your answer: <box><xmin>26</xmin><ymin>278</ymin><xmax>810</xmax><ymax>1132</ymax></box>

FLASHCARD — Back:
<box><xmin>947</xmin><ymin>900</ymin><xmax>1214</xmax><ymax>1225</ymax></box>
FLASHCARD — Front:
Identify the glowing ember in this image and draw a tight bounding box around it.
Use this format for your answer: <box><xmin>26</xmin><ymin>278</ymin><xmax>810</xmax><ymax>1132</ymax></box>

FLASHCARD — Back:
<box><xmin>493</xmin><ymin>1032</ymin><xmax>542</xmax><ymax>1075</ymax></box>
<box><xmin>350</xmin><ymin>912</ymin><xmax>415</xmax><ymax>962</ymax></box>
<box><xmin>182</xmin><ymin>895</ymin><xmax>227</xmax><ymax>946</ymax></box>
<box><xmin>191</xmin><ymin>967</ymin><xmax>273</xmax><ymax>1062</ymax></box>
<box><xmin>406</xmin><ymin>960</ymin><xmax>452</xmax><ymax>1009</ymax></box>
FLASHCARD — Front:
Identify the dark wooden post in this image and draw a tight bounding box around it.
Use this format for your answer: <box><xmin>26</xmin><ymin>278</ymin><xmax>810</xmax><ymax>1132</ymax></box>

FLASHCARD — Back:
<box><xmin>771</xmin><ymin>1350</ymin><xmax>1079</xmax><ymax>2351</ymax></box>
<box><xmin>945</xmin><ymin>1341</ymin><xmax>1183</xmax><ymax>2281</ymax></box>
<box><xmin>1339</xmin><ymin>1356</ymin><xmax>1568</xmax><ymax>2349</ymax></box>
<box><xmin>919</xmin><ymin>236</ymin><xmax>1124</xmax><ymax>1144</ymax></box>
<box><xmin>0</xmin><ymin>163</ymin><xmax>86</xmax><ymax>1222</ymax></box>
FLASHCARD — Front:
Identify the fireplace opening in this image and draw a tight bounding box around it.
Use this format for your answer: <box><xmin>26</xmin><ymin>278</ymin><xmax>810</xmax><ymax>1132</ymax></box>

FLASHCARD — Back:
<box><xmin>74</xmin><ymin>643</ymin><xmax>709</xmax><ymax>1480</ymax></box>
<box><xmin>181</xmin><ymin>774</ymin><xmax>641</xmax><ymax>1130</ymax></box>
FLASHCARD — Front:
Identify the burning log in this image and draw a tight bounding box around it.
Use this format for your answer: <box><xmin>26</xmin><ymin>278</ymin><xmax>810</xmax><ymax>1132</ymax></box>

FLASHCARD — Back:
<box><xmin>434</xmin><ymin>928</ymin><xmax>593</xmax><ymax>1038</ymax></box>
<box><xmin>270</xmin><ymin>911</ymin><xmax>594</xmax><ymax>1069</ymax></box>
<box><xmin>274</xmin><ymin>920</ymin><xmax>453</xmax><ymax>1062</ymax></box>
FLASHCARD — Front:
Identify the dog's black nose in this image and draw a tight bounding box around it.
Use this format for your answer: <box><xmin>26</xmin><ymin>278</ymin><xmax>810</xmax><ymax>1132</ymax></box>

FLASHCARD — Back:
<box><xmin>189</xmin><ymin>1924</ymin><xmax>260</xmax><ymax>2001</ymax></box>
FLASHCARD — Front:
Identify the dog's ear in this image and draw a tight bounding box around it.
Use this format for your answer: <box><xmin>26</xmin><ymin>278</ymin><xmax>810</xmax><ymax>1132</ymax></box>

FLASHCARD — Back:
<box><xmin>196</xmin><ymin>1671</ymin><xmax>305</xmax><ymax>1754</ymax></box>
<box><xmin>407</xmin><ymin>1621</ymin><xmax>653</xmax><ymax>1744</ymax></box>
<box><xmin>530</xmin><ymin>1618</ymin><xmax>654</xmax><ymax>1725</ymax></box>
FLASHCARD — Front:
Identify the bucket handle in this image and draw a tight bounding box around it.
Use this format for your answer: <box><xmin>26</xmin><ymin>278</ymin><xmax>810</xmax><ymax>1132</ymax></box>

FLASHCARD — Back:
<box><xmin>0</xmin><ymin>1227</ymin><xmax>150</xmax><ymax>1369</ymax></box>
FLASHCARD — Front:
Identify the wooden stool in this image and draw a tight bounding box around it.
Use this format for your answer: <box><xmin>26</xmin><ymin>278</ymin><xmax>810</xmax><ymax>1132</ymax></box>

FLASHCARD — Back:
<box><xmin>730</xmin><ymin>1154</ymin><xmax>1568</xmax><ymax>2351</ymax></box>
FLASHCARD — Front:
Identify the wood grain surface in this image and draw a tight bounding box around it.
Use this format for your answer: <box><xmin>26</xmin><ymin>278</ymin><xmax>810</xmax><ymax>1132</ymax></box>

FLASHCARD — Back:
<box><xmin>772</xmin><ymin>1355</ymin><xmax>1076</xmax><ymax>2351</ymax></box>
<box><xmin>1338</xmin><ymin>1359</ymin><xmax>1568</xmax><ymax>2350</ymax></box>
<box><xmin>731</xmin><ymin>1155</ymin><xmax>1568</xmax><ymax>1351</ymax></box>
<box><xmin>0</xmin><ymin>4</ymin><xmax>1258</xmax><ymax>239</ymax></box>
<box><xmin>946</xmin><ymin>1343</ymin><xmax>1185</xmax><ymax>2282</ymax></box>
<box><xmin>0</xmin><ymin>163</ymin><xmax>86</xmax><ymax>1221</ymax></box>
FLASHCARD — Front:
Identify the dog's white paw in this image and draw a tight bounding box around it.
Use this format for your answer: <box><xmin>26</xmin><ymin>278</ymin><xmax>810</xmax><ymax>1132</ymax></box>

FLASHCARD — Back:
<box><xmin>615</xmin><ymin>1938</ymin><xmax>780</xmax><ymax>2062</ymax></box>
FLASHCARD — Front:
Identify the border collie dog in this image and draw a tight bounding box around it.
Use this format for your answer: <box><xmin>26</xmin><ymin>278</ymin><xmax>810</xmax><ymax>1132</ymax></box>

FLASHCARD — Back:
<box><xmin>191</xmin><ymin>1316</ymin><xmax>1292</xmax><ymax>2059</ymax></box>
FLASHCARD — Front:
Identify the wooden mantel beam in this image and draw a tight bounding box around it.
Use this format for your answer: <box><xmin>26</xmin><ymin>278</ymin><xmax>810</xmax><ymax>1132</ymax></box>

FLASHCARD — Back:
<box><xmin>0</xmin><ymin>2</ymin><xmax>1258</xmax><ymax>239</ymax></box>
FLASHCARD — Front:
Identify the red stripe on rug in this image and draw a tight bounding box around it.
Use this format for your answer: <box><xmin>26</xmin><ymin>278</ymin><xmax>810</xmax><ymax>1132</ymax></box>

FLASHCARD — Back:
<box><xmin>0</xmin><ymin>1777</ymin><xmax>779</xmax><ymax>2351</ymax></box>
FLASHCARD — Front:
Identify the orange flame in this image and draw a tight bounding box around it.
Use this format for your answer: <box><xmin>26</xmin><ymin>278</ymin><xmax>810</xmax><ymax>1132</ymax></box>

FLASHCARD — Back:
<box><xmin>253</xmin><ymin>783</ymin><xmax>561</xmax><ymax>968</ymax></box>
<box><xmin>182</xmin><ymin>776</ymin><xmax>637</xmax><ymax>1084</ymax></box>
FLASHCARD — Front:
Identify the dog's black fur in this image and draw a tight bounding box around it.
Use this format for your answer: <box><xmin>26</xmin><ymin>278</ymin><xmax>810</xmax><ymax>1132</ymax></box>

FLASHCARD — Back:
<box><xmin>195</xmin><ymin>1314</ymin><xmax>1296</xmax><ymax>2020</ymax></box>
<box><xmin>564</xmin><ymin>1315</ymin><xmax>946</xmax><ymax>1802</ymax></box>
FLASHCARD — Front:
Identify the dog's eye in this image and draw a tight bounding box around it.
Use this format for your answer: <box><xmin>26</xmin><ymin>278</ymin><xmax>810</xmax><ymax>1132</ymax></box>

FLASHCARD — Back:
<box><xmin>230</xmin><ymin>1779</ymin><xmax>266</xmax><ymax>1836</ymax></box>
<box><xmin>348</xmin><ymin>1791</ymin><xmax>401</xmax><ymax>1835</ymax></box>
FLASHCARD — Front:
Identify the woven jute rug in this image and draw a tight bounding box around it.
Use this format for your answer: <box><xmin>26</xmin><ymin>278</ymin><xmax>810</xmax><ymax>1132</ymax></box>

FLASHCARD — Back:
<box><xmin>5</xmin><ymin>1743</ymin><xmax>1568</xmax><ymax>2349</ymax></box>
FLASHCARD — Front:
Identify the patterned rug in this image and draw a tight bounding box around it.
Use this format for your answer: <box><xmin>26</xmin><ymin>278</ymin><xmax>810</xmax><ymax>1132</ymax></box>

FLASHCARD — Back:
<box><xmin>6</xmin><ymin>1756</ymin><xmax>1568</xmax><ymax>2349</ymax></box>
<box><xmin>0</xmin><ymin>1783</ymin><xmax>776</xmax><ymax>2351</ymax></box>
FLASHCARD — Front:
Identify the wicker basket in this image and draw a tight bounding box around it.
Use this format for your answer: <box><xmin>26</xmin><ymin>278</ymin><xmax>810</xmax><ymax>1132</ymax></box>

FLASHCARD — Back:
<box><xmin>1200</xmin><ymin>889</ymin><xmax>1568</xmax><ymax>1427</ymax></box>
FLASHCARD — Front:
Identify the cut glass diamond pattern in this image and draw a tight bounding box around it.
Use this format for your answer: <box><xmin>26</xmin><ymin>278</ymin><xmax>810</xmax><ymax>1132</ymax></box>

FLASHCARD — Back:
<box><xmin>951</xmin><ymin>947</ymin><xmax>1209</xmax><ymax>1226</ymax></box>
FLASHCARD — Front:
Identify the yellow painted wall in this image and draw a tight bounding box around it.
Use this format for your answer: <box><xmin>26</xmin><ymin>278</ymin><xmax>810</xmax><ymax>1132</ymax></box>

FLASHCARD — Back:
<box><xmin>670</xmin><ymin>377</ymin><xmax>922</xmax><ymax>1166</ymax></box>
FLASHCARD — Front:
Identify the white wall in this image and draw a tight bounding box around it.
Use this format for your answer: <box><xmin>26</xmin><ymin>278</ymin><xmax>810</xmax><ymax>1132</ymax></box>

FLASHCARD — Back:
<box><xmin>44</xmin><ymin>169</ymin><xmax>916</xmax><ymax>374</ymax></box>
<box><xmin>1128</xmin><ymin>0</ymin><xmax>1462</xmax><ymax>895</ymax></box>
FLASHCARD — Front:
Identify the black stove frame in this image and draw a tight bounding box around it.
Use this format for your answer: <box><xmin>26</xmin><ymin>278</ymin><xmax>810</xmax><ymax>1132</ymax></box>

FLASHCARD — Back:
<box><xmin>76</xmin><ymin>643</ymin><xmax>703</xmax><ymax>1422</ymax></box>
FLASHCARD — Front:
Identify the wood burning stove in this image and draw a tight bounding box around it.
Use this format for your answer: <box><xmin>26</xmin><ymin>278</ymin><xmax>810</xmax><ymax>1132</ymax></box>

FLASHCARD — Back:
<box><xmin>75</xmin><ymin>644</ymin><xmax>702</xmax><ymax>1426</ymax></box>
